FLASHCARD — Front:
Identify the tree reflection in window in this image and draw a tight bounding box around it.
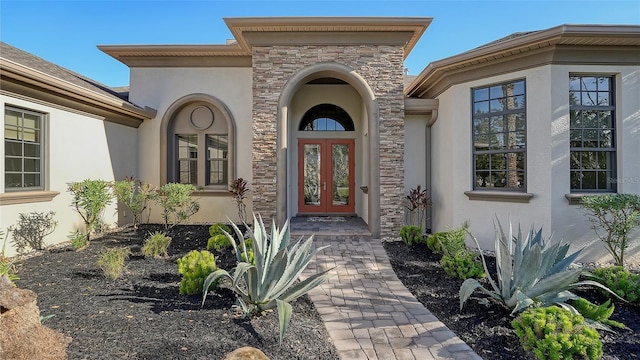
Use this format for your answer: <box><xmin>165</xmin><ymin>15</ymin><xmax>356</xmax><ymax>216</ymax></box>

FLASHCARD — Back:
<box><xmin>299</xmin><ymin>104</ymin><xmax>355</xmax><ymax>131</ymax></box>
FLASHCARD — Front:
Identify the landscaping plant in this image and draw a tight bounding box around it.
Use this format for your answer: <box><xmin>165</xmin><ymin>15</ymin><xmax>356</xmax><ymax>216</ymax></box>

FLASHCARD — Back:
<box><xmin>141</xmin><ymin>231</ymin><xmax>171</xmax><ymax>258</ymax></box>
<box><xmin>460</xmin><ymin>219</ymin><xmax>615</xmax><ymax>314</ymax></box>
<box><xmin>591</xmin><ymin>266</ymin><xmax>640</xmax><ymax>304</ymax></box>
<box><xmin>68</xmin><ymin>230</ymin><xmax>88</xmax><ymax>251</ymax></box>
<box><xmin>112</xmin><ymin>177</ymin><xmax>156</xmax><ymax>229</ymax></box>
<box><xmin>230</xmin><ymin>177</ymin><xmax>250</xmax><ymax>224</ymax></box>
<box><xmin>441</xmin><ymin>252</ymin><xmax>485</xmax><ymax>280</ymax></box>
<box><xmin>96</xmin><ymin>247</ymin><xmax>131</xmax><ymax>280</ymax></box>
<box><xmin>0</xmin><ymin>229</ymin><xmax>19</xmax><ymax>284</ymax></box>
<box><xmin>207</xmin><ymin>234</ymin><xmax>231</xmax><ymax>252</ymax></box>
<box><xmin>580</xmin><ymin>193</ymin><xmax>640</xmax><ymax>266</ymax></box>
<box><xmin>571</xmin><ymin>298</ymin><xmax>624</xmax><ymax>330</ymax></box>
<box><xmin>177</xmin><ymin>250</ymin><xmax>218</xmax><ymax>295</ymax></box>
<box><xmin>202</xmin><ymin>214</ymin><xmax>333</xmax><ymax>343</ymax></box>
<box><xmin>10</xmin><ymin>211</ymin><xmax>58</xmax><ymax>252</ymax></box>
<box><xmin>399</xmin><ymin>225</ymin><xmax>423</xmax><ymax>245</ymax></box>
<box><xmin>511</xmin><ymin>306</ymin><xmax>603</xmax><ymax>360</ymax></box>
<box><xmin>426</xmin><ymin>232</ymin><xmax>446</xmax><ymax>254</ymax></box>
<box><xmin>68</xmin><ymin>179</ymin><xmax>113</xmax><ymax>244</ymax></box>
<box><xmin>155</xmin><ymin>183</ymin><xmax>200</xmax><ymax>229</ymax></box>
<box><xmin>404</xmin><ymin>185</ymin><xmax>430</xmax><ymax>229</ymax></box>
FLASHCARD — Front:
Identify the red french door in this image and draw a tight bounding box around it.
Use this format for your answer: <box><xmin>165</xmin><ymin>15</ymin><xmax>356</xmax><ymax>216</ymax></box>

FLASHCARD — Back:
<box><xmin>298</xmin><ymin>139</ymin><xmax>355</xmax><ymax>214</ymax></box>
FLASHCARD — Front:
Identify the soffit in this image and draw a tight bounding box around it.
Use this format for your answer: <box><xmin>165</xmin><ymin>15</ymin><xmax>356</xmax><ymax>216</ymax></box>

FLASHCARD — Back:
<box><xmin>406</xmin><ymin>24</ymin><xmax>640</xmax><ymax>98</ymax></box>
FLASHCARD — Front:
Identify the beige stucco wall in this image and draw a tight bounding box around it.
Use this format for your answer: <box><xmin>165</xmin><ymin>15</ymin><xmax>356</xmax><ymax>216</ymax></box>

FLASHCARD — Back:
<box><xmin>0</xmin><ymin>94</ymin><xmax>137</xmax><ymax>257</ymax></box>
<box><xmin>128</xmin><ymin>67</ymin><xmax>254</xmax><ymax>224</ymax></box>
<box><xmin>289</xmin><ymin>84</ymin><xmax>366</xmax><ymax>217</ymax></box>
<box><xmin>431</xmin><ymin>64</ymin><xmax>640</xmax><ymax>264</ymax></box>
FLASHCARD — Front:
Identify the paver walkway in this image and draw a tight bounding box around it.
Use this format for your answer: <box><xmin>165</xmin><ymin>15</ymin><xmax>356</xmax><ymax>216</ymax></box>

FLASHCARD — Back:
<box><xmin>293</xmin><ymin>217</ymin><xmax>481</xmax><ymax>360</ymax></box>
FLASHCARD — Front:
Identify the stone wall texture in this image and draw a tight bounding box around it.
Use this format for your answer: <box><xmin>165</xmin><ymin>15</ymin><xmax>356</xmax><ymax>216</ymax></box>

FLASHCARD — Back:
<box><xmin>252</xmin><ymin>45</ymin><xmax>405</xmax><ymax>236</ymax></box>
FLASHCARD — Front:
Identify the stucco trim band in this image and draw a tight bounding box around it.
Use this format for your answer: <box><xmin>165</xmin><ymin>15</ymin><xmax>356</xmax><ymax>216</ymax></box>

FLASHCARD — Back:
<box><xmin>464</xmin><ymin>190</ymin><xmax>533</xmax><ymax>203</ymax></box>
<box><xmin>0</xmin><ymin>191</ymin><xmax>60</xmax><ymax>205</ymax></box>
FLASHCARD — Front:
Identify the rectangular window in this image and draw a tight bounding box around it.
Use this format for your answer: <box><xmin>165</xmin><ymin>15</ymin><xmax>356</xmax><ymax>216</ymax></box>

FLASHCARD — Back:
<box><xmin>569</xmin><ymin>75</ymin><xmax>616</xmax><ymax>192</ymax></box>
<box><xmin>177</xmin><ymin>135</ymin><xmax>197</xmax><ymax>185</ymax></box>
<box><xmin>206</xmin><ymin>134</ymin><xmax>228</xmax><ymax>185</ymax></box>
<box><xmin>472</xmin><ymin>79</ymin><xmax>526</xmax><ymax>190</ymax></box>
<box><xmin>4</xmin><ymin>107</ymin><xmax>45</xmax><ymax>191</ymax></box>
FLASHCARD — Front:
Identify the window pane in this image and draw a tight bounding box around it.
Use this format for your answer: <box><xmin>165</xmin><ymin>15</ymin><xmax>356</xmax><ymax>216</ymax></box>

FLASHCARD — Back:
<box><xmin>23</xmin><ymin>113</ymin><xmax>40</xmax><ymax>130</ymax></box>
<box><xmin>5</xmin><ymin>141</ymin><xmax>22</xmax><ymax>156</ymax></box>
<box><xmin>474</xmin><ymin>135</ymin><xmax>489</xmax><ymax>151</ymax></box>
<box><xmin>23</xmin><ymin>173</ymin><xmax>40</xmax><ymax>188</ymax></box>
<box><xmin>473</xmin><ymin>117</ymin><xmax>490</xmax><ymax>134</ymax></box>
<box><xmin>4</xmin><ymin>125</ymin><xmax>19</xmax><ymax>141</ymax></box>
<box><xmin>583</xmin><ymin>111</ymin><xmax>598</xmax><ymax>128</ymax></box>
<box><xmin>24</xmin><ymin>158</ymin><xmax>40</xmax><ymax>172</ymax></box>
<box><xmin>599</xmin><ymin>130</ymin><xmax>612</xmax><ymax>148</ymax></box>
<box><xmin>512</xmin><ymin>81</ymin><xmax>525</xmax><ymax>96</ymax></box>
<box><xmin>473</xmin><ymin>88</ymin><xmax>489</xmax><ymax>101</ymax></box>
<box><xmin>5</xmin><ymin>110</ymin><xmax>20</xmax><ymax>126</ymax></box>
<box><xmin>583</xmin><ymin>77</ymin><xmax>598</xmax><ymax>91</ymax></box>
<box><xmin>490</xmin><ymin>116</ymin><xmax>505</xmax><ymax>134</ymax></box>
<box><xmin>581</xmin><ymin>171</ymin><xmax>597</xmax><ymax>189</ymax></box>
<box><xmin>475</xmin><ymin>154</ymin><xmax>490</xmax><ymax>170</ymax></box>
<box><xmin>24</xmin><ymin>143</ymin><xmax>40</xmax><ymax>157</ymax></box>
<box><xmin>569</xmin><ymin>77</ymin><xmax>581</xmax><ymax>91</ymax></box>
<box><xmin>206</xmin><ymin>135</ymin><xmax>228</xmax><ymax>186</ymax></box>
<box><xmin>490</xmin><ymin>99</ymin><xmax>504</xmax><ymax>112</ymax></box>
<box><xmin>599</xmin><ymin>111</ymin><xmax>613</xmax><ymax>128</ymax></box>
<box><xmin>473</xmin><ymin>101</ymin><xmax>489</xmax><ymax>115</ymax></box>
<box><xmin>5</xmin><ymin>157</ymin><xmax>22</xmax><ymax>171</ymax></box>
<box><xmin>5</xmin><ymin>173</ymin><xmax>22</xmax><ymax>188</ymax></box>
<box><xmin>475</xmin><ymin>170</ymin><xmax>489</xmax><ymax>187</ymax></box>
<box><xmin>489</xmin><ymin>85</ymin><xmax>504</xmax><ymax>99</ymax></box>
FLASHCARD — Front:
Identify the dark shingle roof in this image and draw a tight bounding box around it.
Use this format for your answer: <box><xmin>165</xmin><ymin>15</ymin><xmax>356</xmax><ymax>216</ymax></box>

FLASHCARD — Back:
<box><xmin>1</xmin><ymin>41</ymin><xmax>133</xmax><ymax>105</ymax></box>
<box><xmin>472</xmin><ymin>30</ymin><xmax>542</xmax><ymax>50</ymax></box>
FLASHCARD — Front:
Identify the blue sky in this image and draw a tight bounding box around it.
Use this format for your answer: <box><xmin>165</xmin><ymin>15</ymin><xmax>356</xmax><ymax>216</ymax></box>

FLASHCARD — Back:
<box><xmin>1</xmin><ymin>0</ymin><xmax>638</xmax><ymax>87</ymax></box>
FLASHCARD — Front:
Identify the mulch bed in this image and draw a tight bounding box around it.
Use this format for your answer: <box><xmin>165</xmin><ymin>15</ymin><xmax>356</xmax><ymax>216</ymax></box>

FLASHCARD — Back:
<box><xmin>383</xmin><ymin>241</ymin><xmax>640</xmax><ymax>360</ymax></box>
<box><xmin>14</xmin><ymin>224</ymin><xmax>339</xmax><ymax>360</ymax></box>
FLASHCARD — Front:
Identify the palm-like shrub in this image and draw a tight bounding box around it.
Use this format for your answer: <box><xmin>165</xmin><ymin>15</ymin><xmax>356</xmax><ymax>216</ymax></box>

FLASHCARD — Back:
<box><xmin>202</xmin><ymin>214</ymin><xmax>332</xmax><ymax>343</ymax></box>
<box><xmin>460</xmin><ymin>219</ymin><xmax>614</xmax><ymax>314</ymax></box>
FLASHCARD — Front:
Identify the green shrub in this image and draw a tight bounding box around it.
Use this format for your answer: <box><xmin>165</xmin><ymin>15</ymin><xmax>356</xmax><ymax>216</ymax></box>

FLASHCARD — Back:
<box><xmin>209</xmin><ymin>223</ymin><xmax>231</xmax><ymax>237</ymax></box>
<box><xmin>441</xmin><ymin>252</ymin><xmax>485</xmax><ymax>280</ymax></box>
<box><xmin>68</xmin><ymin>179</ymin><xmax>113</xmax><ymax>243</ymax></box>
<box><xmin>399</xmin><ymin>225</ymin><xmax>423</xmax><ymax>245</ymax></box>
<box><xmin>512</xmin><ymin>306</ymin><xmax>603</xmax><ymax>360</ymax></box>
<box><xmin>203</xmin><ymin>214</ymin><xmax>332</xmax><ymax>343</ymax></box>
<box><xmin>460</xmin><ymin>219</ymin><xmax>615</xmax><ymax>314</ymax></box>
<box><xmin>0</xmin><ymin>229</ymin><xmax>19</xmax><ymax>284</ymax></box>
<box><xmin>155</xmin><ymin>183</ymin><xmax>200</xmax><ymax>229</ymax></box>
<box><xmin>142</xmin><ymin>231</ymin><xmax>171</xmax><ymax>258</ymax></box>
<box><xmin>571</xmin><ymin>297</ymin><xmax>624</xmax><ymax>329</ymax></box>
<box><xmin>10</xmin><ymin>211</ymin><xmax>58</xmax><ymax>252</ymax></box>
<box><xmin>68</xmin><ymin>230</ymin><xmax>88</xmax><ymax>250</ymax></box>
<box><xmin>592</xmin><ymin>266</ymin><xmax>640</xmax><ymax>303</ymax></box>
<box><xmin>112</xmin><ymin>178</ymin><xmax>156</xmax><ymax>229</ymax></box>
<box><xmin>581</xmin><ymin>193</ymin><xmax>640</xmax><ymax>266</ymax></box>
<box><xmin>96</xmin><ymin>247</ymin><xmax>131</xmax><ymax>280</ymax></box>
<box><xmin>177</xmin><ymin>250</ymin><xmax>218</xmax><ymax>295</ymax></box>
<box><xmin>207</xmin><ymin>234</ymin><xmax>231</xmax><ymax>252</ymax></box>
<box><xmin>426</xmin><ymin>232</ymin><xmax>446</xmax><ymax>253</ymax></box>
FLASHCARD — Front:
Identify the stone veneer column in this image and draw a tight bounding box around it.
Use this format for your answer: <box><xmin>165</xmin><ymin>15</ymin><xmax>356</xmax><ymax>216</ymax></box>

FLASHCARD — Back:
<box><xmin>252</xmin><ymin>45</ymin><xmax>405</xmax><ymax>237</ymax></box>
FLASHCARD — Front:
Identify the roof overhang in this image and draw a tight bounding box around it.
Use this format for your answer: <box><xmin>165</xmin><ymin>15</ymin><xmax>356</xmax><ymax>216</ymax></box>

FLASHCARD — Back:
<box><xmin>99</xmin><ymin>17</ymin><xmax>432</xmax><ymax>67</ymax></box>
<box><xmin>406</xmin><ymin>24</ymin><xmax>640</xmax><ymax>98</ymax></box>
<box><xmin>1</xmin><ymin>58</ymin><xmax>156</xmax><ymax>127</ymax></box>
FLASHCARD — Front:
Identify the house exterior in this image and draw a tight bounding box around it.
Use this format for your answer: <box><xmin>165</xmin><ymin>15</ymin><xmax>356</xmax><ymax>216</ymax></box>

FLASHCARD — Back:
<box><xmin>1</xmin><ymin>18</ymin><xmax>639</xmax><ymax>262</ymax></box>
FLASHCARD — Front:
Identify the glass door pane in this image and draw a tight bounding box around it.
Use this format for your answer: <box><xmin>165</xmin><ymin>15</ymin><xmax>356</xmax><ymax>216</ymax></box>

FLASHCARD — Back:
<box><xmin>303</xmin><ymin>144</ymin><xmax>321</xmax><ymax>206</ymax></box>
<box><xmin>332</xmin><ymin>144</ymin><xmax>350</xmax><ymax>206</ymax></box>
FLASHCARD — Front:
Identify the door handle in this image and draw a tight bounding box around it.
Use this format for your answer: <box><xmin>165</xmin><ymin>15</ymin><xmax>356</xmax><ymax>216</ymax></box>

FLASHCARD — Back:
<box><xmin>323</xmin><ymin>182</ymin><xmax>326</xmax><ymax>191</ymax></box>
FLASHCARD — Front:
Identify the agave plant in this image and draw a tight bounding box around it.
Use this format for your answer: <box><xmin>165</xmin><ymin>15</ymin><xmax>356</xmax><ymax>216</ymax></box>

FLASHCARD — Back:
<box><xmin>460</xmin><ymin>218</ymin><xmax>615</xmax><ymax>314</ymax></box>
<box><xmin>202</xmin><ymin>214</ymin><xmax>332</xmax><ymax>343</ymax></box>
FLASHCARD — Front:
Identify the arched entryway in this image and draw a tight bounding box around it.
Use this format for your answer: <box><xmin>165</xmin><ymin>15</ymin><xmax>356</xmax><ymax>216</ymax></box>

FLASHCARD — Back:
<box><xmin>276</xmin><ymin>62</ymin><xmax>381</xmax><ymax>236</ymax></box>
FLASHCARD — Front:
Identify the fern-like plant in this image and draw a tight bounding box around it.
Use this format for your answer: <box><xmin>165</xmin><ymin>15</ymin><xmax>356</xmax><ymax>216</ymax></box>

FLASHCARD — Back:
<box><xmin>460</xmin><ymin>218</ymin><xmax>615</xmax><ymax>314</ymax></box>
<box><xmin>202</xmin><ymin>214</ymin><xmax>332</xmax><ymax>343</ymax></box>
<box><xmin>512</xmin><ymin>306</ymin><xmax>603</xmax><ymax>360</ymax></box>
<box><xmin>399</xmin><ymin>225</ymin><xmax>423</xmax><ymax>245</ymax></box>
<box><xmin>571</xmin><ymin>298</ymin><xmax>624</xmax><ymax>330</ymax></box>
<box><xmin>441</xmin><ymin>252</ymin><xmax>485</xmax><ymax>280</ymax></box>
<box><xmin>591</xmin><ymin>266</ymin><xmax>640</xmax><ymax>303</ymax></box>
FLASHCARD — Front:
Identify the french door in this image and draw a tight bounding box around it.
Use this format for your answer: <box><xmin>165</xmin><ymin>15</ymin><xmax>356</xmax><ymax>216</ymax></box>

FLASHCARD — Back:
<box><xmin>298</xmin><ymin>139</ymin><xmax>355</xmax><ymax>214</ymax></box>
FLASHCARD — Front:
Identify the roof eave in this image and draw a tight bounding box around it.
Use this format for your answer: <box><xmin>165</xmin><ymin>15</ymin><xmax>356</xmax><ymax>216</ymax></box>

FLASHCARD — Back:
<box><xmin>0</xmin><ymin>58</ymin><xmax>156</xmax><ymax>123</ymax></box>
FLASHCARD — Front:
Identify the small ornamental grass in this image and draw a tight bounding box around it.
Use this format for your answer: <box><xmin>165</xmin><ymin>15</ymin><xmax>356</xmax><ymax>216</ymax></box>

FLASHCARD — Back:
<box><xmin>512</xmin><ymin>306</ymin><xmax>603</xmax><ymax>360</ymax></box>
<box><xmin>96</xmin><ymin>247</ymin><xmax>131</xmax><ymax>280</ymax></box>
<box><xmin>177</xmin><ymin>250</ymin><xmax>218</xmax><ymax>295</ymax></box>
<box><xmin>68</xmin><ymin>230</ymin><xmax>88</xmax><ymax>251</ymax></box>
<box><xmin>142</xmin><ymin>231</ymin><xmax>171</xmax><ymax>258</ymax></box>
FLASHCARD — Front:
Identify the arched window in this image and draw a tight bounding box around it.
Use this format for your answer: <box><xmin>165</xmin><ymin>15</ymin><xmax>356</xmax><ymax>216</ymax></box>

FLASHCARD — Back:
<box><xmin>299</xmin><ymin>104</ymin><xmax>355</xmax><ymax>131</ymax></box>
<box><xmin>165</xmin><ymin>99</ymin><xmax>235</xmax><ymax>190</ymax></box>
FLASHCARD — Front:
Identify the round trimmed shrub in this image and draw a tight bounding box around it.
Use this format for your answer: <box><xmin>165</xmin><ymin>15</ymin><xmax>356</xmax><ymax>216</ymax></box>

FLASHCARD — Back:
<box><xmin>177</xmin><ymin>250</ymin><xmax>218</xmax><ymax>295</ymax></box>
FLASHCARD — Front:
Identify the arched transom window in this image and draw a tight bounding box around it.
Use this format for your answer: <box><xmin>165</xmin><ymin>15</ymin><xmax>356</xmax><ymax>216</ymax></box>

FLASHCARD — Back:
<box><xmin>299</xmin><ymin>104</ymin><xmax>355</xmax><ymax>131</ymax></box>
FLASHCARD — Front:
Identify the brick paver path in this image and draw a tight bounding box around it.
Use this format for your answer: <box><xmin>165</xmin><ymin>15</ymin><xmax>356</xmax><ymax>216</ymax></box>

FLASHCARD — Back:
<box><xmin>299</xmin><ymin>232</ymin><xmax>482</xmax><ymax>360</ymax></box>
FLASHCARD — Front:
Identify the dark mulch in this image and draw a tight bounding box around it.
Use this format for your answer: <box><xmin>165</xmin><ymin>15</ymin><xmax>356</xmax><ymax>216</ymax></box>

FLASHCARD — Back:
<box><xmin>14</xmin><ymin>224</ymin><xmax>339</xmax><ymax>360</ymax></box>
<box><xmin>383</xmin><ymin>241</ymin><xmax>640</xmax><ymax>360</ymax></box>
